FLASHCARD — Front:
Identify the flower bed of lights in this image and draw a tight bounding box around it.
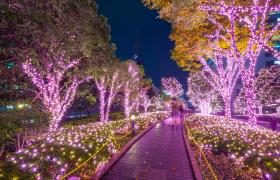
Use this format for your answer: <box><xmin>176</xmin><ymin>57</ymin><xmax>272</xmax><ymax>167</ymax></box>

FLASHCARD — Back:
<box><xmin>0</xmin><ymin>112</ymin><xmax>167</xmax><ymax>179</ymax></box>
<box><xmin>186</xmin><ymin>114</ymin><xmax>280</xmax><ymax>179</ymax></box>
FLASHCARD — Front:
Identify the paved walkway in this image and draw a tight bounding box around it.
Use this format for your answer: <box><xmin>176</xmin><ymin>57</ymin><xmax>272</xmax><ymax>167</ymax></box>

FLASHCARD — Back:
<box><xmin>101</xmin><ymin>117</ymin><xmax>195</xmax><ymax>180</ymax></box>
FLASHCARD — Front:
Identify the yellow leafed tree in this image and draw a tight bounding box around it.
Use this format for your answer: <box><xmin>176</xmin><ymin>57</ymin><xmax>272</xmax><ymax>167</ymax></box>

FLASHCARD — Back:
<box><xmin>143</xmin><ymin>0</ymin><xmax>279</xmax><ymax>72</ymax></box>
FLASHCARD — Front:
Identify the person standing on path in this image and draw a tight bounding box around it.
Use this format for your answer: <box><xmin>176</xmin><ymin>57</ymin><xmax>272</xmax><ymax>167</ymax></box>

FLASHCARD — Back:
<box><xmin>179</xmin><ymin>103</ymin><xmax>184</xmax><ymax>124</ymax></box>
<box><xmin>171</xmin><ymin>98</ymin><xmax>178</xmax><ymax>129</ymax></box>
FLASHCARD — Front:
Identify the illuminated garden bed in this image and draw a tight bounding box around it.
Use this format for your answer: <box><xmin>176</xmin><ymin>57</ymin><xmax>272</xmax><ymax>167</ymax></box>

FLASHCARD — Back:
<box><xmin>0</xmin><ymin>112</ymin><xmax>166</xmax><ymax>179</ymax></box>
<box><xmin>186</xmin><ymin>114</ymin><xmax>280</xmax><ymax>179</ymax></box>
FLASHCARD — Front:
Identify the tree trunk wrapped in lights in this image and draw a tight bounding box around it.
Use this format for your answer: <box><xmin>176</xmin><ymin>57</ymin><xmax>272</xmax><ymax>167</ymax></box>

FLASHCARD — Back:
<box><xmin>124</xmin><ymin>82</ymin><xmax>132</xmax><ymax>118</ymax></box>
<box><xmin>95</xmin><ymin>76</ymin><xmax>106</xmax><ymax>122</ymax></box>
<box><xmin>22</xmin><ymin>48</ymin><xmax>90</xmax><ymax>131</ymax></box>
<box><xmin>234</xmin><ymin>65</ymin><xmax>280</xmax><ymax>115</ymax></box>
<box><xmin>139</xmin><ymin>88</ymin><xmax>151</xmax><ymax>113</ymax></box>
<box><xmin>234</xmin><ymin>88</ymin><xmax>247</xmax><ymax>115</ymax></box>
<box><xmin>95</xmin><ymin>70</ymin><xmax>123</xmax><ymax>122</ymax></box>
<box><xmin>122</xmin><ymin>61</ymin><xmax>143</xmax><ymax>118</ymax></box>
<box><xmin>199</xmin><ymin>37</ymin><xmax>240</xmax><ymax>117</ymax></box>
<box><xmin>200</xmin><ymin>0</ymin><xmax>280</xmax><ymax>123</ymax></box>
<box><xmin>105</xmin><ymin>71</ymin><xmax>122</xmax><ymax>121</ymax></box>
<box><xmin>151</xmin><ymin>96</ymin><xmax>162</xmax><ymax>110</ymax></box>
<box><xmin>187</xmin><ymin>72</ymin><xmax>221</xmax><ymax>114</ymax></box>
<box><xmin>142</xmin><ymin>95</ymin><xmax>151</xmax><ymax>113</ymax></box>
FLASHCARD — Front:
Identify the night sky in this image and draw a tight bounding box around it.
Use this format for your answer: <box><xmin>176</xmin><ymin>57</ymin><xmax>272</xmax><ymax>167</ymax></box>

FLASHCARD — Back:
<box><xmin>97</xmin><ymin>0</ymin><xmax>189</xmax><ymax>91</ymax></box>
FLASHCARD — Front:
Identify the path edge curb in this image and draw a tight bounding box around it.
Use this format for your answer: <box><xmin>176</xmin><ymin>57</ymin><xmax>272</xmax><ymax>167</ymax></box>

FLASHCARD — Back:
<box><xmin>182</xmin><ymin>119</ymin><xmax>203</xmax><ymax>180</ymax></box>
<box><xmin>91</xmin><ymin>119</ymin><xmax>161</xmax><ymax>180</ymax></box>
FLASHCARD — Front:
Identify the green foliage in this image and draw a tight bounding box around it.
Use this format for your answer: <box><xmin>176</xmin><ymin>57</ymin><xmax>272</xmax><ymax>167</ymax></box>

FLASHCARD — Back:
<box><xmin>262</xmin><ymin>157</ymin><xmax>280</xmax><ymax>177</ymax></box>
<box><xmin>76</xmin><ymin>89</ymin><xmax>97</xmax><ymax>105</ymax></box>
<box><xmin>0</xmin><ymin>116</ymin><xmax>18</xmax><ymax>152</ymax></box>
<box><xmin>243</xmin><ymin>154</ymin><xmax>259</xmax><ymax>168</ymax></box>
<box><xmin>0</xmin><ymin>0</ymin><xmax>116</xmax><ymax>100</ymax></box>
<box><xmin>62</xmin><ymin>114</ymin><xmax>100</xmax><ymax>128</ymax></box>
<box><xmin>62</xmin><ymin>112</ymin><xmax>125</xmax><ymax>128</ymax></box>
<box><xmin>109</xmin><ymin>112</ymin><xmax>125</xmax><ymax>120</ymax></box>
<box><xmin>0</xmin><ymin>107</ymin><xmax>48</xmax><ymax>155</ymax></box>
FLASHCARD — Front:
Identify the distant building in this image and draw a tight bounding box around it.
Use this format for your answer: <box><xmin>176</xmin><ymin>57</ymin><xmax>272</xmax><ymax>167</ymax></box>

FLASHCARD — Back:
<box><xmin>151</xmin><ymin>85</ymin><xmax>160</xmax><ymax>95</ymax></box>
<box><xmin>256</xmin><ymin>11</ymin><xmax>280</xmax><ymax>73</ymax></box>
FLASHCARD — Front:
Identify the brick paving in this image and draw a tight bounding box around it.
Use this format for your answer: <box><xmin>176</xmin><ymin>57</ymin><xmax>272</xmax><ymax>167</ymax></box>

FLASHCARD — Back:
<box><xmin>101</xmin><ymin>118</ymin><xmax>195</xmax><ymax>180</ymax></box>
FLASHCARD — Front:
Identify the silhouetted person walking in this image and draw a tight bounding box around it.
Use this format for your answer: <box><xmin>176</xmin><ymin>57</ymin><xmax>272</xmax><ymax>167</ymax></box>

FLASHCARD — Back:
<box><xmin>179</xmin><ymin>103</ymin><xmax>184</xmax><ymax>124</ymax></box>
<box><xmin>171</xmin><ymin>98</ymin><xmax>178</xmax><ymax>129</ymax></box>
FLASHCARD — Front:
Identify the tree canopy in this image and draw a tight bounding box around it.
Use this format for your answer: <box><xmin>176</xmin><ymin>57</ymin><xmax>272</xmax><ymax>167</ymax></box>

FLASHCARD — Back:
<box><xmin>255</xmin><ymin>65</ymin><xmax>280</xmax><ymax>107</ymax></box>
<box><xmin>0</xmin><ymin>0</ymin><xmax>116</xmax><ymax>101</ymax></box>
<box><xmin>143</xmin><ymin>0</ymin><xmax>280</xmax><ymax>72</ymax></box>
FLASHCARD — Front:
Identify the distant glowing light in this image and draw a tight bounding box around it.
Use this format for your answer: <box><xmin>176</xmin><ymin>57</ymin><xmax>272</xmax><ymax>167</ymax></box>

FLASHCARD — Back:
<box><xmin>131</xmin><ymin>115</ymin><xmax>136</xmax><ymax>120</ymax></box>
<box><xmin>17</xmin><ymin>104</ymin><xmax>25</xmax><ymax>109</ymax></box>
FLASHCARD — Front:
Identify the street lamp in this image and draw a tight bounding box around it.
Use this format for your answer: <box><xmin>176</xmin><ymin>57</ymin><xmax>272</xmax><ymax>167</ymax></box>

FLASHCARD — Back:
<box><xmin>17</xmin><ymin>103</ymin><xmax>25</xmax><ymax>109</ymax></box>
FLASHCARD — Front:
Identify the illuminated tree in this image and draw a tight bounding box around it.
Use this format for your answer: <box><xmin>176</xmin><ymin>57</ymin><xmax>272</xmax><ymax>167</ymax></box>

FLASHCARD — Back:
<box><xmin>122</xmin><ymin>61</ymin><xmax>143</xmax><ymax>118</ymax></box>
<box><xmin>200</xmin><ymin>0</ymin><xmax>280</xmax><ymax>123</ymax></box>
<box><xmin>94</xmin><ymin>64</ymin><xmax>123</xmax><ymax>121</ymax></box>
<box><xmin>151</xmin><ymin>96</ymin><xmax>162</xmax><ymax>110</ymax></box>
<box><xmin>0</xmin><ymin>0</ymin><xmax>113</xmax><ymax>58</ymax></box>
<box><xmin>161</xmin><ymin>77</ymin><xmax>183</xmax><ymax>98</ymax></box>
<box><xmin>144</xmin><ymin>0</ymin><xmax>279</xmax><ymax>121</ymax></box>
<box><xmin>0</xmin><ymin>0</ymin><xmax>115</xmax><ymax>102</ymax></box>
<box><xmin>199</xmin><ymin>38</ymin><xmax>240</xmax><ymax>117</ymax></box>
<box><xmin>22</xmin><ymin>45</ymin><xmax>90</xmax><ymax>131</ymax></box>
<box><xmin>255</xmin><ymin>65</ymin><xmax>280</xmax><ymax>108</ymax></box>
<box><xmin>187</xmin><ymin>72</ymin><xmax>220</xmax><ymax>114</ymax></box>
<box><xmin>210</xmin><ymin>92</ymin><xmax>225</xmax><ymax>114</ymax></box>
<box><xmin>143</xmin><ymin>0</ymin><xmax>279</xmax><ymax>73</ymax></box>
<box><xmin>234</xmin><ymin>65</ymin><xmax>280</xmax><ymax>115</ymax></box>
<box><xmin>139</xmin><ymin>79</ymin><xmax>154</xmax><ymax>113</ymax></box>
<box><xmin>139</xmin><ymin>88</ymin><xmax>151</xmax><ymax>113</ymax></box>
<box><xmin>143</xmin><ymin>0</ymin><xmax>208</xmax><ymax>71</ymax></box>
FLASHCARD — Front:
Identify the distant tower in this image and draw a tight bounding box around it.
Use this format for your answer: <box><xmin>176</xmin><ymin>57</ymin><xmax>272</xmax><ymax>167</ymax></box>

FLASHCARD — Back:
<box><xmin>133</xmin><ymin>26</ymin><xmax>144</xmax><ymax>66</ymax></box>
